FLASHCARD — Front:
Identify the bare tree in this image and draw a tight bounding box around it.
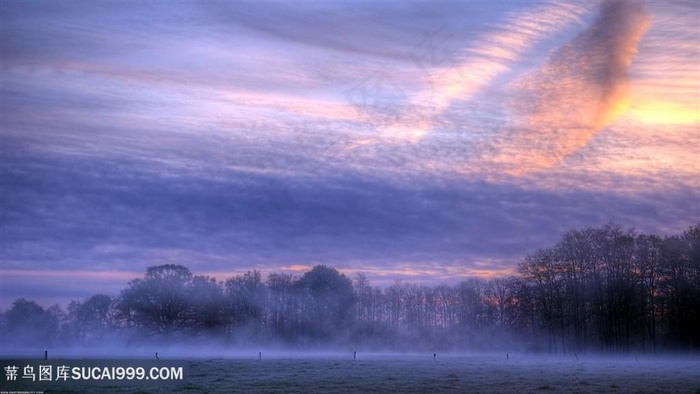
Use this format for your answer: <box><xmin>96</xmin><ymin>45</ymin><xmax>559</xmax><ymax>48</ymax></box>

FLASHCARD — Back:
<box><xmin>225</xmin><ymin>270</ymin><xmax>266</xmax><ymax>342</ymax></box>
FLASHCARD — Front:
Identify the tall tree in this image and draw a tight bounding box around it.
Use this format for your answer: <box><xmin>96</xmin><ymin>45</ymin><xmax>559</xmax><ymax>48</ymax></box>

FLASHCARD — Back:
<box><xmin>190</xmin><ymin>276</ymin><xmax>226</xmax><ymax>336</ymax></box>
<box><xmin>296</xmin><ymin>265</ymin><xmax>355</xmax><ymax>341</ymax></box>
<box><xmin>2</xmin><ymin>298</ymin><xmax>59</xmax><ymax>346</ymax></box>
<box><xmin>225</xmin><ymin>270</ymin><xmax>266</xmax><ymax>342</ymax></box>
<box><xmin>117</xmin><ymin>264</ymin><xmax>195</xmax><ymax>339</ymax></box>
<box><xmin>266</xmin><ymin>272</ymin><xmax>297</xmax><ymax>342</ymax></box>
<box><xmin>67</xmin><ymin>294</ymin><xmax>114</xmax><ymax>343</ymax></box>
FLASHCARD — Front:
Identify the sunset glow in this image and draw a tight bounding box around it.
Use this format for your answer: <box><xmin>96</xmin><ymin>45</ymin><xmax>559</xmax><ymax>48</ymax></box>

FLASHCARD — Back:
<box><xmin>627</xmin><ymin>100</ymin><xmax>700</xmax><ymax>125</ymax></box>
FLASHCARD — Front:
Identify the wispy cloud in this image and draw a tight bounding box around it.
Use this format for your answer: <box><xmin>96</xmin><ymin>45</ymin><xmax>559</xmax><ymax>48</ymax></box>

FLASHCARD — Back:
<box><xmin>359</xmin><ymin>0</ymin><xmax>593</xmax><ymax>144</ymax></box>
<box><xmin>490</xmin><ymin>0</ymin><xmax>652</xmax><ymax>175</ymax></box>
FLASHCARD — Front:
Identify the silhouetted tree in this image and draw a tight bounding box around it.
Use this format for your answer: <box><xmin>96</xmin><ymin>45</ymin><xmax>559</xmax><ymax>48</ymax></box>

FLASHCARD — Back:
<box><xmin>1</xmin><ymin>298</ymin><xmax>59</xmax><ymax>346</ymax></box>
<box><xmin>634</xmin><ymin>233</ymin><xmax>663</xmax><ymax>352</ymax></box>
<box><xmin>266</xmin><ymin>272</ymin><xmax>297</xmax><ymax>342</ymax></box>
<box><xmin>296</xmin><ymin>265</ymin><xmax>355</xmax><ymax>341</ymax></box>
<box><xmin>117</xmin><ymin>264</ymin><xmax>196</xmax><ymax>339</ymax></box>
<box><xmin>660</xmin><ymin>226</ymin><xmax>700</xmax><ymax>350</ymax></box>
<box><xmin>67</xmin><ymin>294</ymin><xmax>114</xmax><ymax>343</ymax></box>
<box><xmin>190</xmin><ymin>276</ymin><xmax>226</xmax><ymax>336</ymax></box>
<box><xmin>225</xmin><ymin>270</ymin><xmax>266</xmax><ymax>342</ymax></box>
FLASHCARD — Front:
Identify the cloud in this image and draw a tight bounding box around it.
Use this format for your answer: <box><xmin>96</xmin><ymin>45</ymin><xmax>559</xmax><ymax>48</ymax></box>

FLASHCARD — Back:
<box><xmin>1</xmin><ymin>0</ymin><xmax>697</xmax><ymax>307</ymax></box>
<box><xmin>202</xmin><ymin>2</ymin><xmax>484</xmax><ymax>63</ymax></box>
<box><xmin>2</xmin><ymin>135</ymin><xmax>696</xmax><ymax>272</ymax></box>
<box><xmin>623</xmin><ymin>0</ymin><xmax>700</xmax><ymax>126</ymax></box>
<box><xmin>492</xmin><ymin>0</ymin><xmax>652</xmax><ymax>175</ymax></box>
<box><xmin>0</xmin><ymin>269</ymin><xmax>138</xmax><ymax>309</ymax></box>
<box><xmin>354</xmin><ymin>0</ymin><xmax>593</xmax><ymax>144</ymax></box>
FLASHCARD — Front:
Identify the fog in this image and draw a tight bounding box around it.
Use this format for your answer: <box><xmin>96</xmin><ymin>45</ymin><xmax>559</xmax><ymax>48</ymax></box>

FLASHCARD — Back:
<box><xmin>1</xmin><ymin>224</ymin><xmax>698</xmax><ymax>362</ymax></box>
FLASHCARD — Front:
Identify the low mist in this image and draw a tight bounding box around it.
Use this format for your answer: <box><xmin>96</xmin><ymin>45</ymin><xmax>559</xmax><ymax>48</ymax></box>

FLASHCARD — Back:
<box><xmin>1</xmin><ymin>223</ymin><xmax>698</xmax><ymax>359</ymax></box>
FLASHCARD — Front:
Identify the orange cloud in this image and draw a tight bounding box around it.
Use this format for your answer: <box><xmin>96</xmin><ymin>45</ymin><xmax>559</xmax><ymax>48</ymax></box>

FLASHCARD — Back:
<box><xmin>494</xmin><ymin>0</ymin><xmax>652</xmax><ymax>175</ymax></box>
<box><xmin>337</xmin><ymin>262</ymin><xmax>516</xmax><ymax>286</ymax></box>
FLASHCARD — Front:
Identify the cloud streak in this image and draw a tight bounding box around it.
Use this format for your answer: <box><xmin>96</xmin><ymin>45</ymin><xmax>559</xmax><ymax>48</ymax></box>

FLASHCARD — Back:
<box><xmin>493</xmin><ymin>0</ymin><xmax>652</xmax><ymax>174</ymax></box>
<box><xmin>352</xmin><ymin>0</ymin><xmax>593</xmax><ymax>145</ymax></box>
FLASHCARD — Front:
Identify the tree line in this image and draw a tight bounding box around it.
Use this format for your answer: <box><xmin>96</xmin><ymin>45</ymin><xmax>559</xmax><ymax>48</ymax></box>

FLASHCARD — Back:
<box><xmin>1</xmin><ymin>223</ymin><xmax>698</xmax><ymax>354</ymax></box>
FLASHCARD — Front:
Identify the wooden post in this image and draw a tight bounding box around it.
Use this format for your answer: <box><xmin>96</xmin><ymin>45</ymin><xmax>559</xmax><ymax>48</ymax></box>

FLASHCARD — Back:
<box><xmin>44</xmin><ymin>350</ymin><xmax>48</xmax><ymax>360</ymax></box>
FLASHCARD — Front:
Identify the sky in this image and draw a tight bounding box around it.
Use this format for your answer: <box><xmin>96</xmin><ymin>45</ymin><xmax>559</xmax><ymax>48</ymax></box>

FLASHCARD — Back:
<box><xmin>1</xmin><ymin>0</ymin><xmax>698</xmax><ymax>308</ymax></box>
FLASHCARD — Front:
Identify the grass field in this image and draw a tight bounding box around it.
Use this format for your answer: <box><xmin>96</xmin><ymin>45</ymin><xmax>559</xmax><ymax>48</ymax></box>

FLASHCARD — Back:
<box><xmin>3</xmin><ymin>353</ymin><xmax>699</xmax><ymax>393</ymax></box>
